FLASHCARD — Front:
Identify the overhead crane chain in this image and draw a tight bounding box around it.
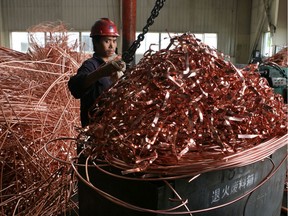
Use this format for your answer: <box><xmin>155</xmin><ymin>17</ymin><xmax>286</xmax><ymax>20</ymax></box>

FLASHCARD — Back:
<box><xmin>122</xmin><ymin>0</ymin><xmax>166</xmax><ymax>64</ymax></box>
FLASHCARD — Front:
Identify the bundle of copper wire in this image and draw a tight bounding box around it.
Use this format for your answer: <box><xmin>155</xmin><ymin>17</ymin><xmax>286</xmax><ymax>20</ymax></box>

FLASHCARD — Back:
<box><xmin>0</xmin><ymin>22</ymin><xmax>84</xmax><ymax>215</ymax></box>
<box><xmin>264</xmin><ymin>47</ymin><xmax>288</xmax><ymax>67</ymax></box>
<box><xmin>78</xmin><ymin>33</ymin><xmax>287</xmax><ymax>176</ymax></box>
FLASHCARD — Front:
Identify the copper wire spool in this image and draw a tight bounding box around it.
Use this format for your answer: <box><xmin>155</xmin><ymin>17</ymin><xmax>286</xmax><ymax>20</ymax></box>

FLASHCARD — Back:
<box><xmin>78</xmin><ymin>33</ymin><xmax>288</xmax><ymax>177</ymax></box>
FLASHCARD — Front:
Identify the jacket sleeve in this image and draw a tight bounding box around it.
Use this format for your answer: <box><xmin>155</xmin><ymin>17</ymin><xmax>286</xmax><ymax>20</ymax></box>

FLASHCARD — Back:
<box><xmin>68</xmin><ymin>60</ymin><xmax>95</xmax><ymax>99</ymax></box>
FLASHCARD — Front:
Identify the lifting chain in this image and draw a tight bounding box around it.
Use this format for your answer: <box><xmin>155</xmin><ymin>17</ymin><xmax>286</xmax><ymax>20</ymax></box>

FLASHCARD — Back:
<box><xmin>122</xmin><ymin>0</ymin><xmax>166</xmax><ymax>64</ymax></box>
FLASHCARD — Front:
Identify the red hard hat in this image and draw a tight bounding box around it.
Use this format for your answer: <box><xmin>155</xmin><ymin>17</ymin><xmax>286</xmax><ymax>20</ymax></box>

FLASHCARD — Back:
<box><xmin>90</xmin><ymin>18</ymin><xmax>119</xmax><ymax>37</ymax></box>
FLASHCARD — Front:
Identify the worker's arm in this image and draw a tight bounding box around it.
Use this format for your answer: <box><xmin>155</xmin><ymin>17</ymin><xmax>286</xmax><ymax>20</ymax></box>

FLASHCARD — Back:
<box><xmin>68</xmin><ymin>59</ymin><xmax>125</xmax><ymax>99</ymax></box>
<box><xmin>84</xmin><ymin>60</ymin><xmax>125</xmax><ymax>88</ymax></box>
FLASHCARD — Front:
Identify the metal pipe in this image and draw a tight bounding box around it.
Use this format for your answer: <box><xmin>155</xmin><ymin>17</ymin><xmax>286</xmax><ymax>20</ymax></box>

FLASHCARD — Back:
<box><xmin>122</xmin><ymin>0</ymin><xmax>137</xmax><ymax>65</ymax></box>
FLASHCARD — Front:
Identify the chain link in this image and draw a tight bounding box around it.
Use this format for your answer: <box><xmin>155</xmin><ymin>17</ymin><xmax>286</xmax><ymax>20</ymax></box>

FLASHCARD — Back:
<box><xmin>122</xmin><ymin>0</ymin><xmax>166</xmax><ymax>64</ymax></box>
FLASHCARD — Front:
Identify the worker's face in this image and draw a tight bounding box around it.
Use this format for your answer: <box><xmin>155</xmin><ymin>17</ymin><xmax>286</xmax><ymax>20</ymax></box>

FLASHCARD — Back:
<box><xmin>94</xmin><ymin>36</ymin><xmax>118</xmax><ymax>60</ymax></box>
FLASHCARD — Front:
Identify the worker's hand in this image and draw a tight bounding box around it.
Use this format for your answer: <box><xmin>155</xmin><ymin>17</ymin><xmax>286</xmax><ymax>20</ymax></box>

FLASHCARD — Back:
<box><xmin>109</xmin><ymin>54</ymin><xmax>126</xmax><ymax>72</ymax></box>
<box><xmin>85</xmin><ymin>61</ymin><xmax>125</xmax><ymax>89</ymax></box>
<box><xmin>107</xmin><ymin>56</ymin><xmax>126</xmax><ymax>82</ymax></box>
<box><xmin>110</xmin><ymin>59</ymin><xmax>126</xmax><ymax>72</ymax></box>
<box><xmin>111</xmin><ymin>71</ymin><xmax>124</xmax><ymax>83</ymax></box>
<box><xmin>98</xmin><ymin>60</ymin><xmax>124</xmax><ymax>77</ymax></box>
<box><xmin>109</xmin><ymin>61</ymin><xmax>125</xmax><ymax>83</ymax></box>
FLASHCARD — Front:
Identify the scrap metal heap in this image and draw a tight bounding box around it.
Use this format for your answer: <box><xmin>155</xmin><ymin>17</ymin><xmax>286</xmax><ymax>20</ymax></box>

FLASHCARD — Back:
<box><xmin>264</xmin><ymin>47</ymin><xmax>288</xmax><ymax>67</ymax></box>
<box><xmin>78</xmin><ymin>33</ymin><xmax>288</xmax><ymax>176</ymax></box>
<box><xmin>0</xmin><ymin>23</ymin><xmax>82</xmax><ymax>216</ymax></box>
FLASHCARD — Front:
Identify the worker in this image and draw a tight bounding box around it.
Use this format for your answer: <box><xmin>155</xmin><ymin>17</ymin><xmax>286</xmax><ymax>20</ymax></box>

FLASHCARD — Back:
<box><xmin>68</xmin><ymin>17</ymin><xmax>125</xmax><ymax>127</ymax></box>
<box><xmin>67</xmin><ymin>18</ymin><xmax>125</xmax><ymax>215</ymax></box>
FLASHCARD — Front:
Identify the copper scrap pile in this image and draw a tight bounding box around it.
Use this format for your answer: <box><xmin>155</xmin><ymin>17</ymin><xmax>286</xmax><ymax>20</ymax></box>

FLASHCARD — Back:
<box><xmin>264</xmin><ymin>47</ymin><xmax>288</xmax><ymax>67</ymax></box>
<box><xmin>0</xmin><ymin>23</ymin><xmax>83</xmax><ymax>215</ymax></box>
<box><xmin>80</xmin><ymin>33</ymin><xmax>287</xmax><ymax>176</ymax></box>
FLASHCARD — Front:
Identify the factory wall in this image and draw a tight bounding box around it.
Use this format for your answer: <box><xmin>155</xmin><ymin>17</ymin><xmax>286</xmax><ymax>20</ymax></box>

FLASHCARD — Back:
<box><xmin>0</xmin><ymin>0</ymin><xmax>286</xmax><ymax>64</ymax></box>
<box><xmin>250</xmin><ymin>0</ymin><xmax>287</xmax><ymax>57</ymax></box>
<box><xmin>0</xmin><ymin>1</ymin><xmax>3</xmax><ymax>46</ymax></box>
<box><xmin>0</xmin><ymin>0</ymin><xmax>122</xmax><ymax>35</ymax></box>
<box><xmin>137</xmin><ymin>0</ymin><xmax>240</xmax><ymax>63</ymax></box>
<box><xmin>273</xmin><ymin>0</ymin><xmax>287</xmax><ymax>49</ymax></box>
<box><xmin>250</xmin><ymin>0</ymin><xmax>278</xmax><ymax>57</ymax></box>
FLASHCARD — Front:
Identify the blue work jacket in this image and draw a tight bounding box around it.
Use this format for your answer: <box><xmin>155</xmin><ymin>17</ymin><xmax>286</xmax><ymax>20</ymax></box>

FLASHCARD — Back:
<box><xmin>68</xmin><ymin>53</ymin><xmax>112</xmax><ymax>127</ymax></box>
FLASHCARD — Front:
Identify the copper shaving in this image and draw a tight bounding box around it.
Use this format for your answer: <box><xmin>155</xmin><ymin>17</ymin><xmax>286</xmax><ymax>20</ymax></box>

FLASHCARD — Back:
<box><xmin>0</xmin><ymin>22</ymin><xmax>84</xmax><ymax>216</ymax></box>
<box><xmin>264</xmin><ymin>47</ymin><xmax>288</xmax><ymax>67</ymax></box>
<box><xmin>78</xmin><ymin>33</ymin><xmax>287</xmax><ymax>175</ymax></box>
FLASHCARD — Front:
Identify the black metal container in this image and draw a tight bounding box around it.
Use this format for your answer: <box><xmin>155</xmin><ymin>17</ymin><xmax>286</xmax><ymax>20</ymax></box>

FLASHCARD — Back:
<box><xmin>78</xmin><ymin>146</ymin><xmax>286</xmax><ymax>216</ymax></box>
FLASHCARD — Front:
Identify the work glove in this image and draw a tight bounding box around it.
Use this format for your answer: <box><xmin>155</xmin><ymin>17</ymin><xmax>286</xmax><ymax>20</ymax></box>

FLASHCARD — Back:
<box><xmin>109</xmin><ymin>60</ymin><xmax>126</xmax><ymax>82</ymax></box>
<box><xmin>84</xmin><ymin>58</ymin><xmax>126</xmax><ymax>88</ymax></box>
<box><xmin>111</xmin><ymin>60</ymin><xmax>126</xmax><ymax>72</ymax></box>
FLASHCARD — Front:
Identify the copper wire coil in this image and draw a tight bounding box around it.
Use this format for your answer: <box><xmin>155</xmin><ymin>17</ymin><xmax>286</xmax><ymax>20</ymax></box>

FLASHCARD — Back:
<box><xmin>0</xmin><ymin>22</ymin><xmax>82</xmax><ymax>216</ymax></box>
<box><xmin>70</xmin><ymin>145</ymin><xmax>287</xmax><ymax>214</ymax></box>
